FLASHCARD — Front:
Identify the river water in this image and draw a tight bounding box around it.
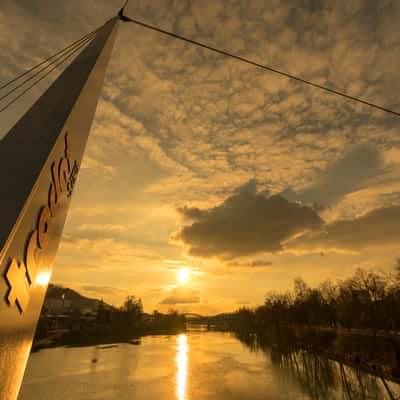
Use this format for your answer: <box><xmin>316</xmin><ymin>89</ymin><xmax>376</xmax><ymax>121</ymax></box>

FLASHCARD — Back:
<box><xmin>18</xmin><ymin>330</ymin><xmax>400</xmax><ymax>400</ymax></box>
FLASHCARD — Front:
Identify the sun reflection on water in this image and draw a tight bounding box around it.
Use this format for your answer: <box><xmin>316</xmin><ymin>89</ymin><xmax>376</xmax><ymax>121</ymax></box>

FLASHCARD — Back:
<box><xmin>176</xmin><ymin>334</ymin><xmax>188</xmax><ymax>400</ymax></box>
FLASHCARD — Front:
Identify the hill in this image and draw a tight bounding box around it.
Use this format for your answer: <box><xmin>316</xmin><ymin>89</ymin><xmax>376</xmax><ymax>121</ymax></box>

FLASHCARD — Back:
<box><xmin>44</xmin><ymin>284</ymin><xmax>105</xmax><ymax>311</ymax></box>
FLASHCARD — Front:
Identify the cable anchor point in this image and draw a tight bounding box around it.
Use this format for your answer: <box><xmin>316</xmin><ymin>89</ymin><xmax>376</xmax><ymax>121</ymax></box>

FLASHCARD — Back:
<box><xmin>118</xmin><ymin>0</ymin><xmax>132</xmax><ymax>22</ymax></box>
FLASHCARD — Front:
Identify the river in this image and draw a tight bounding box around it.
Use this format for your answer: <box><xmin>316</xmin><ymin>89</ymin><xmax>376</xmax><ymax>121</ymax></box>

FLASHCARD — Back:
<box><xmin>18</xmin><ymin>330</ymin><xmax>400</xmax><ymax>399</ymax></box>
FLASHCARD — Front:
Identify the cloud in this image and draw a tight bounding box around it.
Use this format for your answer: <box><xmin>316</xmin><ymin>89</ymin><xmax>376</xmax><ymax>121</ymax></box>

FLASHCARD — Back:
<box><xmin>175</xmin><ymin>181</ymin><xmax>322</xmax><ymax>258</ymax></box>
<box><xmin>282</xmin><ymin>144</ymin><xmax>385</xmax><ymax>207</ymax></box>
<box><xmin>59</xmin><ymin>236</ymin><xmax>161</xmax><ymax>268</ymax></box>
<box><xmin>54</xmin><ymin>261</ymin><xmax>100</xmax><ymax>270</ymax></box>
<box><xmin>81</xmin><ymin>285</ymin><xmax>129</xmax><ymax>297</ymax></box>
<box><xmin>289</xmin><ymin>205</ymin><xmax>400</xmax><ymax>253</ymax></box>
<box><xmin>159</xmin><ymin>285</ymin><xmax>200</xmax><ymax>304</ymax></box>
<box><xmin>77</xmin><ymin>223</ymin><xmax>126</xmax><ymax>233</ymax></box>
<box><xmin>227</xmin><ymin>259</ymin><xmax>272</xmax><ymax>268</ymax></box>
<box><xmin>177</xmin><ymin>182</ymin><xmax>400</xmax><ymax>258</ymax></box>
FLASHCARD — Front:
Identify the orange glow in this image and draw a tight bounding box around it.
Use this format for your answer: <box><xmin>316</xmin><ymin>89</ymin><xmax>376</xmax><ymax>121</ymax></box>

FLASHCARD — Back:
<box><xmin>176</xmin><ymin>334</ymin><xmax>188</xmax><ymax>400</ymax></box>
<box><xmin>35</xmin><ymin>270</ymin><xmax>52</xmax><ymax>287</ymax></box>
<box><xmin>177</xmin><ymin>268</ymin><xmax>190</xmax><ymax>285</ymax></box>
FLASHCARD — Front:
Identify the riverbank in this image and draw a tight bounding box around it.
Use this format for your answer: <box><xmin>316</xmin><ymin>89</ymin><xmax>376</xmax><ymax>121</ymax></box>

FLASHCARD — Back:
<box><xmin>233</xmin><ymin>325</ymin><xmax>400</xmax><ymax>384</ymax></box>
<box><xmin>32</xmin><ymin>309</ymin><xmax>186</xmax><ymax>352</ymax></box>
<box><xmin>31</xmin><ymin>326</ymin><xmax>186</xmax><ymax>352</ymax></box>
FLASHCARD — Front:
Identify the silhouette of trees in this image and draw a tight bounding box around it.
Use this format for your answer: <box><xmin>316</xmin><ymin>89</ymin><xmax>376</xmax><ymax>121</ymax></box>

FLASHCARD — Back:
<box><xmin>139</xmin><ymin>309</ymin><xmax>185</xmax><ymax>332</ymax></box>
<box><xmin>96</xmin><ymin>299</ymin><xmax>111</xmax><ymax>323</ymax></box>
<box><xmin>35</xmin><ymin>290</ymin><xmax>187</xmax><ymax>349</ymax></box>
<box><xmin>232</xmin><ymin>265</ymin><xmax>400</xmax><ymax>333</ymax></box>
<box><xmin>122</xmin><ymin>295</ymin><xmax>143</xmax><ymax>325</ymax></box>
<box><xmin>226</xmin><ymin>264</ymin><xmax>400</xmax><ymax>379</ymax></box>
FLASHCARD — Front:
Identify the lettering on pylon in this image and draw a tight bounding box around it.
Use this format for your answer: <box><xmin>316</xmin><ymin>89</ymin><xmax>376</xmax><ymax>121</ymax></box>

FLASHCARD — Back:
<box><xmin>2</xmin><ymin>133</ymin><xmax>78</xmax><ymax>314</ymax></box>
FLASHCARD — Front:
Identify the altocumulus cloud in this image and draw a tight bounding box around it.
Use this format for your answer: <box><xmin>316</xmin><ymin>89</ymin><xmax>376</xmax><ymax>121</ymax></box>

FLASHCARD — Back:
<box><xmin>175</xmin><ymin>182</ymin><xmax>323</xmax><ymax>258</ymax></box>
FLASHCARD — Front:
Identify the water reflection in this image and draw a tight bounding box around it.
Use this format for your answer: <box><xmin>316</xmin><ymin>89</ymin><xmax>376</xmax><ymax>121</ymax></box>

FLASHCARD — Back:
<box><xmin>176</xmin><ymin>334</ymin><xmax>188</xmax><ymax>400</ymax></box>
<box><xmin>18</xmin><ymin>332</ymin><xmax>400</xmax><ymax>400</ymax></box>
<box><xmin>236</xmin><ymin>332</ymin><xmax>400</xmax><ymax>400</ymax></box>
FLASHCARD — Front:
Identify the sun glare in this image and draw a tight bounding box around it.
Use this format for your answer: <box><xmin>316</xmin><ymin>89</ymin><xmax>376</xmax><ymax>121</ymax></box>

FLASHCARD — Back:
<box><xmin>176</xmin><ymin>334</ymin><xmax>188</xmax><ymax>400</ymax></box>
<box><xmin>35</xmin><ymin>270</ymin><xmax>52</xmax><ymax>287</ymax></box>
<box><xmin>177</xmin><ymin>268</ymin><xmax>190</xmax><ymax>285</ymax></box>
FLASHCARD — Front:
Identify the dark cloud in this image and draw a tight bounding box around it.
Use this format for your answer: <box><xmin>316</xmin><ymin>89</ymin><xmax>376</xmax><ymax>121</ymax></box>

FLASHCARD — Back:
<box><xmin>282</xmin><ymin>145</ymin><xmax>385</xmax><ymax>207</ymax></box>
<box><xmin>178</xmin><ymin>206</ymin><xmax>209</xmax><ymax>222</ymax></box>
<box><xmin>159</xmin><ymin>286</ymin><xmax>200</xmax><ymax>304</ymax></box>
<box><xmin>177</xmin><ymin>181</ymin><xmax>400</xmax><ymax>258</ymax></box>
<box><xmin>176</xmin><ymin>182</ymin><xmax>323</xmax><ymax>258</ymax></box>
<box><xmin>290</xmin><ymin>205</ymin><xmax>400</xmax><ymax>252</ymax></box>
<box><xmin>227</xmin><ymin>259</ymin><xmax>272</xmax><ymax>268</ymax></box>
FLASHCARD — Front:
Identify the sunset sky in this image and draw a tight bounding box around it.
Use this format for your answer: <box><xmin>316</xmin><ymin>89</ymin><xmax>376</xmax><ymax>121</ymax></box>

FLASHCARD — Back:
<box><xmin>1</xmin><ymin>0</ymin><xmax>399</xmax><ymax>314</ymax></box>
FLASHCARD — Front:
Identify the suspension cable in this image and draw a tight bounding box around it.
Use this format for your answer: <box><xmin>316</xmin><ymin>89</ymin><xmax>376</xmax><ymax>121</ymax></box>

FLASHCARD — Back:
<box><xmin>0</xmin><ymin>34</ymin><xmax>97</xmax><ymax>113</ymax></box>
<box><xmin>0</xmin><ymin>24</ymin><xmax>103</xmax><ymax>92</ymax></box>
<box><xmin>120</xmin><ymin>14</ymin><xmax>399</xmax><ymax>118</ymax></box>
<box><xmin>0</xmin><ymin>30</ymin><xmax>99</xmax><ymax>103</ymax></box>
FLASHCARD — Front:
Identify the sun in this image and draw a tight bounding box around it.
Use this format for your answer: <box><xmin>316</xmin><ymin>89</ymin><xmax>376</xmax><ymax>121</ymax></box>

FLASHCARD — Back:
<box><xmin>177</xmin><ymin>268</ymin><xmax>190</xmax><ymax>285</ymax></box>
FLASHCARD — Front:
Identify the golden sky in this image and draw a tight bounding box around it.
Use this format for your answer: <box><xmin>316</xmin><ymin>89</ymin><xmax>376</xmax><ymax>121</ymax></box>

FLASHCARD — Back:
<box><xmin>1</xmin><ymin>0</ymin><xmax>400</xmax><ymax>314</ymax></box>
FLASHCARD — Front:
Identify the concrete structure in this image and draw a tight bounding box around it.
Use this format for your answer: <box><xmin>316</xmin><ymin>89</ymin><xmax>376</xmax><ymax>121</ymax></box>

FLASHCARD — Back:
<box><xmin>0</xmin><ymin>17</ymin><xmax>119</xmax><ymax>400</ymax></box>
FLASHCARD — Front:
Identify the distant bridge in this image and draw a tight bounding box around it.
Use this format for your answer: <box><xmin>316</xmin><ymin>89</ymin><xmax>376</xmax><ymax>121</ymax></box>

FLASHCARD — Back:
<box><xmin>182</xmin><ymin>313</ymin><xmax>235</xmax><ymax>327</ymax></box>
<box><xmin>182</xmin><ymin>313</ymin><xmax>206</xmax><ymax>319</ymax></box>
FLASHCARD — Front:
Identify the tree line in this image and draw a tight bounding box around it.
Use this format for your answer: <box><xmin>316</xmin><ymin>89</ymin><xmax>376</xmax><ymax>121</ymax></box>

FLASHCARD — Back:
<box><xmin>35</xmin><ymin>291</ymin><xmax>186</xmax><ymax>347</ymax></box>
<box><xmin>96</xmin><ymin>295</ymin><xmax>186</xmax><ymax>334</ymax></box>
<box><xmin>231</xmin><ymin>261</ymin><xmax>400</xmax><ymax>333</ymax></box>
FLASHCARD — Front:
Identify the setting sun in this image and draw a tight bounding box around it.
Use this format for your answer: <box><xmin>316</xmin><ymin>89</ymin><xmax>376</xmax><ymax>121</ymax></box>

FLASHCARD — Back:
<box><xmin>177</xmin><ymin>268</ymin><xmax>190</xmax><ymax>285</ymax></box>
